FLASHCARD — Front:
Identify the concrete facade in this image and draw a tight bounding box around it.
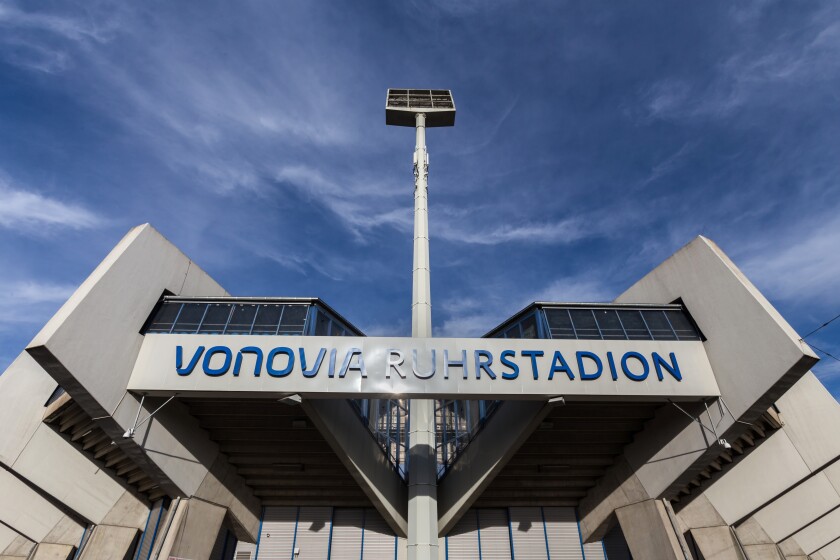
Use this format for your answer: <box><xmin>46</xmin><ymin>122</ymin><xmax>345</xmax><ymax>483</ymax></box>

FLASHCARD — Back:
<box><xmin>2</xmin><ymin>225</ymin><xmax>839</xmax><ymax>560</ymax></box>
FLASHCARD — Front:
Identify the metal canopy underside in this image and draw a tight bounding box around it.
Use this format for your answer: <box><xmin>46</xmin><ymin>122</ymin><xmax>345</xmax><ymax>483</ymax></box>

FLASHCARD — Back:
<box><xmin>473</xmin><ymin>401</ymin><xmax>661</xmax><ymax>508</ymax></box>
<box><xmin>182</xmin><ymin>397</ymin><xmax>376</xmax><ymax>507</ymax></box>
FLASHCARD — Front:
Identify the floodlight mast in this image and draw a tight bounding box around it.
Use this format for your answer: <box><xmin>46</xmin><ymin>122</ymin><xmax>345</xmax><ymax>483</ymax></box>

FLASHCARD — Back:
<box><xmin>386</xmin><ymin>89</ymin><xmax>456</xmax><ymax>560</ymax></box>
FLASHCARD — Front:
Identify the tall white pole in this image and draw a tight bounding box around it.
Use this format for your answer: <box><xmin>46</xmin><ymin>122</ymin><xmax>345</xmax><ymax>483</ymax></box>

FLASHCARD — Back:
<box><xmin>407</xmin><ymin>112</ymin><xmax>438</xmax><ymax>560</ymax></box>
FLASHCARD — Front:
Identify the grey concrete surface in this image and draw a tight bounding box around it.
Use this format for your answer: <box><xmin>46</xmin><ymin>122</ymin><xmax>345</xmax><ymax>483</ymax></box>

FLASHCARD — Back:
<box><xmin>24</xmin><ymin>224</ymin><xmax>259</xmax><ymax>540</ymax></box>
<box><xmin>157</xmin><ymin>499</ymin><xmax>226</xmax><ymax>560</ymax></box>
<box><xmin>616</xmin><ymin>500</ymin><xmax>684</xmax><ymax>560</ymax></box>
<box><xmin>437</xmin><ymin>400</ymin><xmax>551</xmax><ymax>535</ymax></box>
<box><xmin>690</xmin><ymin>526</ymin><xmax>746</xmax><ymax>560</ymax></box>
<box><xmin>742</xmin><ymin>544</ymin><xmax>784</xmax><ymax>560</ymax></box>
<box><xmin>77</xmin><ymin>525</ymin><xmax>138</xmax><ymax>560</ymax></box>
<box><xmin>0</xmin><ymin>533</ymin><xmax>36</xmax><ymax>558</ymax></box>
<box><xmin>580</xmin><ymin>237</ymin><xmax>818</xmax><ymax>540</ymax></box>
<box><xmin>0</xmin><ymin>526</ymin><xmax>32</xmax><ymax>559</ymax></box>
<box><xmin>30</xmin><ymin>543</ymin><xmax>75</xmax><ymax>560</ymax></box>
<box><xmin>783</xmin><ymin>507</ymin><xmax>840</xmax><ymax>555</ymax></box>
<box><xmin>815</xmin><ymin>537</ymin><xmax>840</xmax><ymax>560</ymax></box>
<box><xmin>0</xmin><ymin>468</ymin><xmax>84</xmax><ymax>545</ymax></box>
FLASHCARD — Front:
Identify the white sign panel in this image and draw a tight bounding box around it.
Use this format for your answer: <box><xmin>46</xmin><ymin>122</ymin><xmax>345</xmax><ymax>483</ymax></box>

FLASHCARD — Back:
<box><xmin>128</xmin><ymin>335</ymin><xmax>720</xmax><ymax>401</ymax></box>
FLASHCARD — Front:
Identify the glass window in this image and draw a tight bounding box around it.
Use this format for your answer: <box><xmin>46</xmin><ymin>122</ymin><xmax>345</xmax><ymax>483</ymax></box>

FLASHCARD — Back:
<box><xmin>146</xmin><ymin>302</ymin><xmax>182</xmax><ymax>333</ymax></box>
<box><xmin>314</xmin><ymin>310</ymin><xmax>330</xmax><ymax>336</ymax></box>
<box><xmin>225</xmin><ymin>304</ymin><xmax>257</xmax><ymax>334</ymax></box>
<box><xmin>279</xmin><ymin>305</ymin><xmax>308</xmax><ymax>335</ymax></box>
<box><xmin>545</xmin><ymin>309</ymin><xmax>575</xmax><ymax>339</ymax></box>
<box><xmin>665</xmin><ymin>310</ymin><xmax>701</xmax><ymax>340</ymax></box>
<box><xmin>172</xmin><ymin>303</ymin><xmax>207</xmax><ymax>333</ymax></box>
<box><xmin>617</xmin><ymin>310</ymin><xmax>652</xmax><ymax>340</ymax></box>
<box><xmin>642</xmin><ymin>310</ymin><xmax>677</xmax><ymax>340</ymax></box>
<box><xmin>252</xmin><ymin>304</ymin><xmax>283</xmax><ymax>334</ymax></box>
<box><xmin>520</xmin><ymin>314</ymin><xmax>538</xmax><ymax>338</ymax></box>
<box><xmin>569</xmin><ymin>309</ymin><xmax>601</xmax><ymax>340</ymax></box>
<box><xmin>504</xmin><ymin>324</ymin><xmax>521</xmax><ymax>339</ymax></box>
<box><xmin>593</xmin><ymin>309</ymin><xmax>626</xmax><ymax>340</ymax></box>
<box><xmin>198</xmin><ymin>304</ymin><xmax>232</xmax><ymax>334</ymax></box>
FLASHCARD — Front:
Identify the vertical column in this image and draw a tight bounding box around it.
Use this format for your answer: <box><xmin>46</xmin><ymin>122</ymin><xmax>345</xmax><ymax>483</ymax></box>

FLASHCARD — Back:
<box><xmin>408</xmin><ymin>112</ymin><xmax>439</xmax><ymax>560</ymax></box>
<box><xmin>615</xmin><ymin>500</ymin><xmax>688</xmax><ymax>560</ymax></box>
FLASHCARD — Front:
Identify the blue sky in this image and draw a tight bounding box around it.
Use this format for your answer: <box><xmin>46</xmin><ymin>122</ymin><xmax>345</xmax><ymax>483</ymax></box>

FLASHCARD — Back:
<box><xmin>1</xmin><ymin>0</ymin><xmax>839</xmax><ymax>397</ymax></box>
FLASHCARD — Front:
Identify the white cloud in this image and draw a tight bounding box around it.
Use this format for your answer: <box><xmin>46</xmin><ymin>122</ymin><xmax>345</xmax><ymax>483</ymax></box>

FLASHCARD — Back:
<box><xmin>533</xmin><ymin>277</ymin><xmax>614</xmax><ymax>303</ymax></box>
<box><xmin>273</xmin><ymin>165</ymin><xmax>411</xmax><ymax>241</ymax></box>
<box><xmin>640</xmin><ymin>6</ymin><xmax>840</xmax><ymax>122</ymax></box>
<box><xmin>741</xmin><ymin>212</ymin><xmax>840</xmax><ymax>306</ymax></box>
<box><xmin>0</xmin><ymin>279</ymin><xmax>75</xmax><ymax>329</ymax></box>
<box><xmin>435</xmin><ymin>217</ymin><xmax>587</xmax><ymax>246</ymax></box>
<box><xmin>0</xmin><ymin>178</ymin><xmax>105</xmax><ymax>232</ymax></box>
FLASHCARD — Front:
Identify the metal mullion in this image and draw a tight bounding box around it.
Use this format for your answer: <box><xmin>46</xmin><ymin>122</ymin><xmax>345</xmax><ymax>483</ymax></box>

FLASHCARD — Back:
<box><xmin>195</xmin><ymin>304</ymin><xmax>210</xmax><ymax>334</ymax></box>
<box><xmin>303</xmin><ymin>306</ymin><xmax>314</xmax><ymax>335</ymax></box>
<box><xmin>220</xmin><ymin>304</ymin><xmax>235</xmax><ymax>334</ymax></box>
<box><xmin>637</xmin><ymin>311</ymin><xmax>655</xmax><ymax>340</ymax></box>
<box><xmin>275</xmin><ymin>305</ymin><xmax>285</xmax><ymax>336</ymax></box>
<box><xmin>567</xmin><ymin>309</ymin><xmax>578</xmax><ymax>339</ymax></box>
<box><xmin>249</xmin><ymin>305</ymin><xmax>259</xmax><ymax>335</ymax></box>
<box><xmin>614</xmin><ymin>310</ymin><xmax>630</xmax><ymax>340</ymax></box>
<box><xmin>661</xmin><ymin>310</ymin><xmax>680</xmax><ymax>340</ymax></box>
<box><xmin>537</xmin><ymin>309</ymin><xmax>549</xmax><ymax>339</ymax></box>
<box><xmin>168</xmin><ymin>303</ymin><xmax>185</xmax><ymax>334</ymax></box>
<box><xmin>590</xmin><ymin>309</ymin><xmax>604</xmax><ymax>340</ymax></box>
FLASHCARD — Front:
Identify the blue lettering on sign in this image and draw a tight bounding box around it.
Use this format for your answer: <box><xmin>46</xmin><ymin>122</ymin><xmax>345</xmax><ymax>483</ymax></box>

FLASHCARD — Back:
<box><xmin>499</xmin><ymin>350</ymin><xmax>519</xmax><ymax>380</ymax></box>
<box><xmin>576</xmin><ymin>351</ymin><xmax>602</xmax><ymax>380</ymax></box>
<box><xmin>173</xmin><ymin>346</ymin><xmax>687</xmax><ymax>383</ymax></box>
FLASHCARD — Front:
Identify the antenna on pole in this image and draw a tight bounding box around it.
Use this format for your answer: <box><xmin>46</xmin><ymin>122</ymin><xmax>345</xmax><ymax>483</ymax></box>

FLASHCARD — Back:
<box><xmin>386</xmin><ymin>89</ymin><xmax>455</xmax><ymax>560</ymax></box>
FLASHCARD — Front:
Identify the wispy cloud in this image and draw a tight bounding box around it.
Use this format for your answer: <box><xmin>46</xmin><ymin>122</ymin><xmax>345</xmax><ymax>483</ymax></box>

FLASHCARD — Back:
<box><xmin>641</xmin><ymin>142</ymin><xmax>697</xmax><ymax>187</ymax></box>
<box><xmin>0</xmin><ymin>280</ymin><xmax>74</xmax><ymax>330</ymax></box>
<box><xmin>741</xmin><ymin>211</ymin><xmax>840</xmax><ymax>307</ymax></box>
<box><xmin>435</xmin><ymin>216</ymin><xmax>586</xmax><ymax>246</ymax></box>
<box><xmin>0</xmin><ymin>176</ymin><xmax>104</xmax><ymax>232</ymax></box>
<box><xmin>273</xmin><ymin>165</ymin><xmax>411</xmax><ymax>242</ymax></box>
<box><xmin>639</xmin><ymin>5</ymin><xmax>840</xmax><ymax>122</ymax></box>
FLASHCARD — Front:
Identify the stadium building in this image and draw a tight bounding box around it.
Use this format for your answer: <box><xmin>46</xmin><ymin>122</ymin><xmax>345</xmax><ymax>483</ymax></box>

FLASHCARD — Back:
<box><xmin>1</xmin><ymin>91</ymin><xmax>839</xmax><ymax>560</ymax></box>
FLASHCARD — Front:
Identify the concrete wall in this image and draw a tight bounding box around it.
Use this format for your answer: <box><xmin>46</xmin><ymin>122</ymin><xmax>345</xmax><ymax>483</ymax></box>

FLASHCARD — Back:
<box><xmin>579</xmin><ymin>236</ymin><xmax>818</xmax><ymax>540</ymax></box>
<box><xmin>24</xmin><ymin>224</ymin><xmax>260</xmax><ymax>540</ymax></box>
<box><xmin>0</xmin><ymin>468</ymin><xmax>84</xmax><ymax>546</ymax></box>
<box><xmin>671</xmin><ymin>372</ymin><xmax>840</xmax><ymax>559</ymax></box>
<box><xmin>0</xmin><ymin>352</ymin><xmax>148</xmax><ymax>532</ymax></box>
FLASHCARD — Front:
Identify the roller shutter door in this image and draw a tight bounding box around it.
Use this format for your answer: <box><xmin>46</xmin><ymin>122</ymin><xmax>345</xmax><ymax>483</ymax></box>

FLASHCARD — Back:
<box><xmin>446</xmin><ymin>509</ymin><xmax>479</xmax><ymax>559</ymax></box>
<box><xmin>582</xmin><ymin>541</ymin><xmax>607</xmax><ymax>560</ymax></box>
<box><xmin>258</xmin><ymin>506</ymin><xmax>297</xmax><ymax>560</ymax></box>
<box><xmin>362</xmin><ymin>508</ymin><xmax>396</xmax><ymax>560</ymax></box>
<box><xmin>543</xmin><ymin>507</ymin><xmax>583</xmax><ymax>560</ymax></box>
<box><xmin>509</xmin><ymin>507</ymin><xmax>548</xmax><ymax>560</ymax></box>
<box><xmin>396</xmin><ymin>536</ymin><xmax>407</xmax><ymax>560</ymax></box>
<box><xmin>478</xmin><ymin>509</ymin><xmax>512</xmax><ymax>560</ymax></box>
<box><xmin>330</xmin><ymin>508</ymin><xmax>364</xmax><ymax>560</ymax></box>
<box><xmin>232</xmin><ymin>541</ymin><xmax>256</xmax><ymax>560</ymax></box>
<box><xmin>296</xmin><ymin>507</ymin><xmax>332</xmax><ymax>560</ymax></box>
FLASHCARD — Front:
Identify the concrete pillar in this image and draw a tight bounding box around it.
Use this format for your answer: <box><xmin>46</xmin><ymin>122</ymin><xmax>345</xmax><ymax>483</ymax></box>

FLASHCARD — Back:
<box><xmin>155</xmin><ymin>499</ymin><xmax>226</xmax><ymax>560</ymax></box>
<box><xmin>736</xmin><ymin>519</ymin><xmax>784</xmax><ymax>560</ymax></box>
<box><xmin>777</xmin><ymin>537</ymin><xmax>809</xmax><ymax>560</ymax></box>
<box><xmin>678</xmin><ymin>495</ymin><xmax>745</xmax><ymax>560</ymax></box>
<box><xmin>73</xmin><ymin>489</ymin><xmax>150</xmax><ymax>560</ymax></box>
<box><xmin>615</xmin><ymin>499</ymin><xmax>687</xmax><ymax>560</ymax></box>
<box><xmin>77</xmin><ymin>526</ymin><xmax>138</xmax><ymax>560</ymax></box>
<box><xmin>30</xmin><ymin>544</ymin><xmax>76</xmax><ymax>560</ymax></box>
<box><xmin>0</xmin><ymin>530</ymin><xmax>35</xmax><ymax>560</ymax></box>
